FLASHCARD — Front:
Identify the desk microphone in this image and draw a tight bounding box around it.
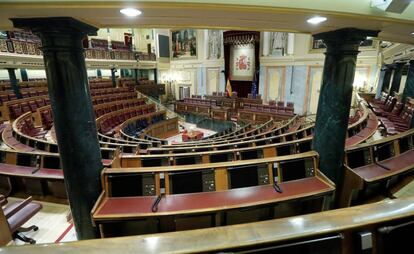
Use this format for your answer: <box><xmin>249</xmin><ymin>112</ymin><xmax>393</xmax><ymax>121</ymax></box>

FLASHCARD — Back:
<box><xmin>152</xmin><ymin>172</ymin><xmax>166</xmax><ymax>212</ymax></box>
<box><xmin>31</xmin><ymin>155</ymin><xmax>41</xmax><ymax>174</ymax></box>
<box><xmin>151</xmin><ymin>193</ymin><xmax>164</xmax><ymax>213</ymax></box>
<box><xmin>273</xmin><ymin>182</ymin><xmax>283</xmax><ymax>193</ymax></box>
<box><xmin>375</xmin><ymin>161</ymin><xmax>391</xmax><ymax>171</ymax></box>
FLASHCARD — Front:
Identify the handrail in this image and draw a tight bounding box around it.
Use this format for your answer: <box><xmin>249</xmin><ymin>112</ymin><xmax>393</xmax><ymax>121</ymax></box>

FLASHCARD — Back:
<box><xmin>2</xmin><ymin>197</ymin><xmax>414</xmax><ymax>253</ymax></box>
<box><xmin>136</xmin><ymin>90</ymin><xmax>185</xmax><ymax>121</ymax></box>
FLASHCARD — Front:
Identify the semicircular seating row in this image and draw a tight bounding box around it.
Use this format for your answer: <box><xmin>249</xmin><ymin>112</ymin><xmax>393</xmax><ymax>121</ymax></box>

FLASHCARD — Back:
<box><xmin>0</xmin><ymin>88</ymin><xmax>382</xmax><ymax>205</ymax></box>
<box><xmin>0</xmin><ymin>80</ymin><xmax>410</xmax><ymax>243</ymax></box>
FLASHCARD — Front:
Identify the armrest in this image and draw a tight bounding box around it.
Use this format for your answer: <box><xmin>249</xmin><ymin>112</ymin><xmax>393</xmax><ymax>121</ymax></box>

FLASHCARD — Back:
<box><xmin>4</xmin><ymin>196</ymin><xmax>33</xmax><ymax>219</ymax></box>
<box><xmin>0</xmin><ymin>195</ymin><xmax>7</xmax><ymax>206</ymax></box>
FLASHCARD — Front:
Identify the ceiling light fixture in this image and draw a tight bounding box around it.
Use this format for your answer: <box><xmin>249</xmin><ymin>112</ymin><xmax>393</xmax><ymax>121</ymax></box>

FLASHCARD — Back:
<box><xmin>307</xmin><ymin>16</ymin><xmax>327</xmax><ymax>25</ymax></box>
<box><xmin>120</xmin><ymin>8</ymin><xmax>142</xmax><ymax>17</ymax></box>
<box><xmin>411</xmin><ymin>32</ymin><xmax>414</xmax><ymax>35</ymax></box>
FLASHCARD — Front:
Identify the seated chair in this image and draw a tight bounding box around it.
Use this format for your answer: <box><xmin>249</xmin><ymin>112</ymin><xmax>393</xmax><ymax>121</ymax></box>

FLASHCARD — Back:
<box><xmin>1</xmin><ymin>196</ymin><xmax>42</xmax><ymax>244</ymax></box>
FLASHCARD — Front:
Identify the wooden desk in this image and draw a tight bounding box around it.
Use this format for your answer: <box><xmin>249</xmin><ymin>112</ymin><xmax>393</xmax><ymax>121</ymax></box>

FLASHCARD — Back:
<box><xmin>0</xmin><ymin>163</ymin><xmax>65</xmax><ymax>198</ymax></box>
<box><xmin>340</xmin><ymin>129</ymin><xmax>414</xmax><ymax>207</ymax></box>
<box><xmin>350</xmin><ymin>150</ymin><xmax>414</xmax><ymax>183</ymax></box>
<box><xmin>345</xmin><ymin>111</ymin><xmax>378</xmax><ymax>147</ymax></box>
<box><xmin>95</xmin><ymin>177</ymin><xmax>332</xmax><ymax>219</ymax></box>
<box><xmin>93</xmin><ymin>176</ymin><xmax>334</xmax><ymax>236</ymax></box>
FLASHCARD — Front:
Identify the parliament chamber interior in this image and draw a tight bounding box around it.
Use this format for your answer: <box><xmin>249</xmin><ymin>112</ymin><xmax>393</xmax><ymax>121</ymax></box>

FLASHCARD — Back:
<box><xmin>0</xmin><ymin>0</ymin><xmax>414</xmax><ymax>253</ymax></box>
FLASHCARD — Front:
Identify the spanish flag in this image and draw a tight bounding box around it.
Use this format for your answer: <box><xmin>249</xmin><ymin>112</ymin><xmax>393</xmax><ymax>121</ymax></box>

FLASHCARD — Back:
<box><xmin>226</xmin><ymin>79</ymin><xmax>232</xmax><ymax>97</ymax></box>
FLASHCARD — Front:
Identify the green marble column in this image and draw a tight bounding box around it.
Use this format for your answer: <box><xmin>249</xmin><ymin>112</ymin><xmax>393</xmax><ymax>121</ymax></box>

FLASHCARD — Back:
<box><xmin>12</xmin><ymin>17</ymin><xmax>102</xmax><ymax>239</ymax></box>
<box><xmin>134</xmin><ymin>69</ymin><xmax>138</xmax><ymax>85</ymax></box>
<box><xmin>111</xmin><ymin>68</ymin><xmax>117</xmax><ymax>87</ymax></box>
<box><xmin>402</xmin><ymin>60</ymin><xmax>414</xmax><ymax>128</ymax></box>
<box><xmin>381</xmin><ymin>65</ymin><xmax>393</xmax><ymax>93</ymax></box>
<box><xmin>375</xmin><ymin>67</ymin><xmax>386</xmax><ymax>99</ymax></box>
<box><xmin>7</xmin><ymin>68</ymin><xmax>22</xmax><ymax>99</ymax></box>
<box><xmin>154</xmin><ymin>68</ymin><xmax>158</xmax><ymax>84</ymax></box>
<box><xmin>20</xmin><ymin>68</ymin><xmax>28</xmax><ymax>81</ymax></box>
<box><xmin>389</xmin><ymin>62</ymin><xmax>405</xmax><ymax>96</ymax></box>
<box><xmin>312</xmin><ymin>28</ymin><xmax>379</xmax><ymax>185</ymax></box>
<box><xmin>402</xmin><ymin>61</ymin><xmax>414</xmax><ymax>103</ymax></box>
<box><xmin>97</xmin><ymin>69</ymin><xmax>102</xmax><ymax>78</ymax></box>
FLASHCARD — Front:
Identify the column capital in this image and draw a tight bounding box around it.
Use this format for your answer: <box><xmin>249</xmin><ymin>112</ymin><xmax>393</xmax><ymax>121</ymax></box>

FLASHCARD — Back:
<box><xmin>11</xmin><ymin>17</ymin><xmax>97</xmax><ymax>36</ymax></box>
<box><xmin>11</xmin><ymin>17</ymin><xmax>98</xmax><ymax>51</ymax></box>
<box><xmin>394</xmin><ymin>62</ymin><xmax>407</xmax><ymax>69</ymax></box>
<box><xmin>385</xmin><ymin>63</ymin><xmax>396</xmax><ymax>69</ymax></box>
<box><xmin>313</xmin><ymin>28</ymin><xmax>379</xmax><ymax>54</ymax></box>
<box><xmin>381</xmin><ymin>66</ymin><xmax>389</xmax><ymax>71</ymax></box>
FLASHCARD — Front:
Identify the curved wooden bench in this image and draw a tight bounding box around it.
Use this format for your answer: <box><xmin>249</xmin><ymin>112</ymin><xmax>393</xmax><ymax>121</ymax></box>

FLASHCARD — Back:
<box><xmin>0</xmin><ymin>148</ymin><xmax>113</xmax><ymax>199</ymax></box>
<box><xmin>161</xmin><ymin>116</ymin><xmax>299</xmax><ymax>147</ymax></box>
<box><xmin>340</xmin><ymin>128</ymin><xmax>414</xmax><ymax>207</ymax></box>
<box><xmin>0</xmin><ymin>163</ymin><xmax>64</xmax><ymax>198</ymax></box>
<box><xmin>93</xmin><ymin>151</ymin><xmax>335</xmax><ymax>236</ymax></box>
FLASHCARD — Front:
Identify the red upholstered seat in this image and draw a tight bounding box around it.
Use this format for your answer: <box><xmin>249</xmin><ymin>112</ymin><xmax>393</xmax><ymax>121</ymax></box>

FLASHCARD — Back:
<box><xmin>3</xmin><ymin>196</ymin><xmax>42</xmax><ymax>244</ymax></box>
<box><xmin>28</xmin><ymin>101</ymin><xmax>38</xmax><ymax>112</ymax></box>
<box><xmin>277</xmin><ymin>101</ymin><xmax>285</xmax><ymax>107</ymax></box>
<box><xmin>9</xmin><ymin>105</ymin><xmax>23</xmax><ymax>119</ymax></box>
<box><xmin>21</xmin><ymin>102</ymin><xmax>31</xmax><ymax>113</ymax></box>
<box><xmin>96</xmin><ymin>108</ymin><xmax>104</xmax><ymax>117</ymax></box>
<box><xmin>41</xmin><ymin>110</ymin><xmax>53</xmax><ymax>129</ymax></box>
<box><xmin>35</xmin><ymin>99</ymin><xmax>45</xmax><ymax>107</ymax></box>
<box><xmin>8</xmin><ymin>94</ymin><xmax>17</xmax><ymax>101</ymax></box>
<box><xmin>0</xmin><ymin>94</ymin><xmax>9</xmax><ymax>103</ymax></box>
<box><xmin>5</xmin><ymin>202</ymin><xmax>41</xmax><ymax>232</ymax></box>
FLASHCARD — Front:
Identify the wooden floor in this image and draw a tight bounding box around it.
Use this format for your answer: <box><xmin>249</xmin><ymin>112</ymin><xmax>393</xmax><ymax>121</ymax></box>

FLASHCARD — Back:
<box><xmin>395</xmin><ymin>179</ymin><xmax>414</xmax><ymax>198</ymax></box>
<box><xmin>165</xmin><ymin>121</ymin><xmax>216</xmax><ymax>144</ymax></box>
